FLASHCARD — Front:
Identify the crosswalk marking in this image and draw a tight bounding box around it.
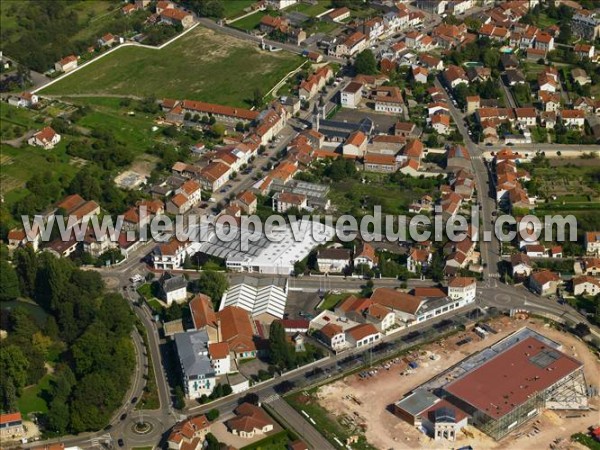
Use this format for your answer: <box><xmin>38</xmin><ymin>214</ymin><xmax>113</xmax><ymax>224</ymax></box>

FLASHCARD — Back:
<box><xmin>263</xmin><ymin>393</ymin><xmax>280</xmax><ymax>404</ymax></box>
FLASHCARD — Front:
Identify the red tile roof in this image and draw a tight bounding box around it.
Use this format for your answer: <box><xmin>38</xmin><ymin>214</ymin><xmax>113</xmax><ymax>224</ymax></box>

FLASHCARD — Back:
<box><xmin>208</xmin><ymin>342</ymin><xmax>230</xmax><ymax>359</ymax></box>
<box><xmin>181</xmin><ymin>100</ymin><xmax>259</xmax><ymax>121</ymax></box>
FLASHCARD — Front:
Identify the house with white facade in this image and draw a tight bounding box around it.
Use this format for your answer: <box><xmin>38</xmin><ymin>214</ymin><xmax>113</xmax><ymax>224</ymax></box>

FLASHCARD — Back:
<box><xmin>447</xmin><ymin>277</ymin><xmax>476</xmax><ymax>303</ymax></box>
<box><xmin>572</xmin><ymin>276</ymin><xmax>600</xmax><ymax>296</ymax></box>
<box><xmin>28</xmin><ymin>127</ymin><xmax>61</xmax><ymax>149</ymax></box>
<box><xmin>174</xmin><ymin>330</ymin><xmax>218</xmax><ymax>399</ymax></box>
<box><xmin>341</xmin><ymin>81</ymin><xmax>363</xmax><ymax>109</ymax></box>
<box><xmin>585</xmin><ymin>231</ymin><xmax>600</xmax><ymax>255</ymax></box>
<box><xmin>345</xmin><ymin>323</ymin><xmax>381</xmax><ymax>348</ymax></box>
<box><xmin>159</xmin><ymin>272</ymin><xmax>188</xmax><ymax>306</ymax></box>
<box><xmin>317</xmin><ymin>248</ymin><xmax>352</xmax><ymax>273</ymax></box>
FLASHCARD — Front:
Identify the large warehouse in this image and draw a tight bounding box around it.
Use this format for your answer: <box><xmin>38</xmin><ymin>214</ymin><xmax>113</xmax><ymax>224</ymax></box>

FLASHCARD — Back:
<box><xmin>393</xmin><ymin>328</ymin><xmax>588</xmax><ymax>441</ymax></box>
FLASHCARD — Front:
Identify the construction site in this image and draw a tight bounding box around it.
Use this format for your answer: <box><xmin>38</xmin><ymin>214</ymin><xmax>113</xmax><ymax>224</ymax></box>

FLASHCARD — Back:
<box><xmin>309</xmin><ymin>315</ymin><xmax>599</xmax><ymax>450</ymax></box>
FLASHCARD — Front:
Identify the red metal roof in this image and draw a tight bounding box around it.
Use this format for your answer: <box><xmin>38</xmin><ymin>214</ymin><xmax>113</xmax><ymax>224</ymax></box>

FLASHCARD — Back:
<box><xmin>445</xmin><ymin>336</ymin><xmax>582</xmax><ymax>419</ymax></box>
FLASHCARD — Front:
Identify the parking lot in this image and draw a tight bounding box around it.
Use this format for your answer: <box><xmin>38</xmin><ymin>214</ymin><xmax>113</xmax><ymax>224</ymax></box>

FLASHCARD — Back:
<box><xmin>309</xmin><ymin>316</ymin><xmax>600</xmax><ymax>449</ymax></box>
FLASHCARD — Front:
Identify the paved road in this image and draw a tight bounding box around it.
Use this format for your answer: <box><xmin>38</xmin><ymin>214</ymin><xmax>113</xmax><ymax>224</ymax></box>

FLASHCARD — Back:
<box><xmin>500</xmin><ymin>77</ymin><xmax>518</xmax><ymax>109</ymax></box>
<box><xmin>434</xmin><ymin>77</ymin><xmax>501</xmax><ymax>279</ymax></box>
<box><xmin>264</xmin><ymin>392</ymin><xmax>336</xmax><ymax>450</ymax></box>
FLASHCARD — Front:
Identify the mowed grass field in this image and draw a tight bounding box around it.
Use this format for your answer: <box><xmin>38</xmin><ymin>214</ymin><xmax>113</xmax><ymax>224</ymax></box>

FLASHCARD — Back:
<box><xmin>41</xmin><ymin>27</ymin><xmax>303</xmax><ymax>107</ymax></box>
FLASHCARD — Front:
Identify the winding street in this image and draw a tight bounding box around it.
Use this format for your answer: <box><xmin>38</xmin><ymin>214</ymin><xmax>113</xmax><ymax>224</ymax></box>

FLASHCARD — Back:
<box><xmin>16</xmin><ymin>15</ymin><xmax>600</xmax><ymax>450</ymax></box>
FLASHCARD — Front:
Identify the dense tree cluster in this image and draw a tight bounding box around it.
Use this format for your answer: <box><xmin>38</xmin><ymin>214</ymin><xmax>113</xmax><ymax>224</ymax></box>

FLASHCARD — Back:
<box><xmin>324</xmin><ymin>158</ymin><xmax>357</xmax><ymax>182</ymax></box>
<box><xmin>1</xmin><ymin>1</ymin><xmax>160</xmax><ymax>73</ymax></box>
<box><xmin>268</xmin><ymin>321</ymin><xmax>324</xmax><ymax>371</ymax></box>
<box><xmin>354</xmin><ymin>50</ymin><xmax>378</xmax><ymax>76</ymax></box>
<box><xmin>188</xmin><ymin>271</ymin><xmax>229</xmax><ymax>308</ymax></box>
<box><xmin>184</xmin><ymin>0</ymin><xmax>225</xmax><ymax>19</ymax></box>
<box><xmin>0</xmin><ymin>249</ymin><xmax>135</xmax><ymax>433</ymax></box>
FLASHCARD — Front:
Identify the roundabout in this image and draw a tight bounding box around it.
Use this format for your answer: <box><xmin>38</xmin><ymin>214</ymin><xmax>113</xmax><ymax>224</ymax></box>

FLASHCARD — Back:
<box><xmin>132</xmin><ymin>420</ymin><xmax>153</xmax><ymax>435</ymax></box>
<box><xmin>121</xmin><ymin>412</ymin><xmax>167</xmax><ymax>446</ymax></box>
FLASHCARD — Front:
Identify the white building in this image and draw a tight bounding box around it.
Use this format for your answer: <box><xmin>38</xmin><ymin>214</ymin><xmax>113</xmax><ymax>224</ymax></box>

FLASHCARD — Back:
<box><xmin>208</xmin><ymin>342</ymin><xmax>231</xmax><ymax>376</ymax></box>
<box><xmin>341</xmin><ymin>81</ymin><xmax>363</xmax><ymax>109</ymax></box>
<box><xmin>159</xmin><ymin>272</ymin><xmax>188</xmax><ymax>306</ymax></box>
<box><xmin>317</xmin><ymin>247</ymin><xmax>352</xmax><ymax>273</ymax></box>
<box><xmin>447</xmin><ymin>277</ymin><xmax>476</xmax><ymax>303</ymax></box>
<box><xmin>220</xmin><ymin>275</ymin><xmax>288</xmax><ymax>320</ymax></box>
<box><xmin>585</xmin><ymin>231</ymin><xmax>600</xmax><ymax>255</ymax></box>
<box><xmin>28</xmin><ymin>126</ymin><xmax>61</xmax><ymax>150</ymax></box>
<box><xmin>174</xmin><ymin>330</ymin><xmax>218</xmax><ymax>399</ymax></box>
<box><xmin>573</xmin><ymin>276</ymin><xmax>600</xmax><ymax>296</ymax></box>
<box><xmin>345</xmin><ymin>323</ymin><xmax>381</xmax><ymax>348</ymax></box>
<box><xmin>55</xmin><ymin>55</ymin><xmax>78</xmax><ymax>72</ymax></box>
<box><xmin>267</xmin><ymin>0</ymin><xmax>297</xmax><ymax>9</ymax></box>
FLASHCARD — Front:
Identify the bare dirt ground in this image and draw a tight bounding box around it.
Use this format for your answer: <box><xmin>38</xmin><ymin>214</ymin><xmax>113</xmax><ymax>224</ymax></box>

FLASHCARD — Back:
<box><xmin>314</xmin><ymin>317</ymin><xmax>600</xmax><ymax>450</ymax></box>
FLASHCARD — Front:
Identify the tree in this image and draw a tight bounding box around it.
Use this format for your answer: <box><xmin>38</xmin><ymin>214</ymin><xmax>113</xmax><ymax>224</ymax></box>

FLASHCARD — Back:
<box><xmin>47</xmin><ymin>399</ymin><xmax>70</xmax><ymax>433</ymax></box>
<box><xmin>0</xmin><ymin>345</ymin><xmax>29</xmax><ymax>393</ymax></box>
<box><xmin>13</xmin><ymin>246</ymin><xmax>38</xmax><ymax>298</ymax></box>
<box><xmin>294</xmin><ymin>259</ymin><xmax>307</xmax><ymax>277</ymax></box>
<box><xmin>189</xmin><ymin>271</ymin><xmax>229</xmax><ymax>308</ymax></box>
<box><xmin>252</xmin><ymin>88</ymin><xmax>264</xmax><ymax>108</ymax></box>
<box><xmin>205</xmin><ymin>433</ymin><xmax>221</xmax><ymax>450</ymax></box>
<box><xmin>1</xmin><ymin>378</ymin><xmax>17</xmax><ymax>413</ymax></box>
<box><xmin>211</xmin><ymin>123</ymin><xmax>226</xmax><ymax>137</ymax></box>
<box><xmin>355</xmin><ymin>49</ymin><xmax>377</xmax><ymax>75</ymax></box>
<box><xmin>0</xmin><ymin>260</ymin><xmax>20</xmax><ymax>301</ymax></box>
<box><xmin>207</xmin><ymin>408</ymin><xmax>220</xmax><ymax>421</ymax></box>
<box><xmin>174</xmin><ymin>385</ymin><xmax>185</xmax><ymax>409</ymax></box>
<box><xmin>269</xmin><ymin>320</ymin><xmax>295</xmax><ymax>371</ymax></box>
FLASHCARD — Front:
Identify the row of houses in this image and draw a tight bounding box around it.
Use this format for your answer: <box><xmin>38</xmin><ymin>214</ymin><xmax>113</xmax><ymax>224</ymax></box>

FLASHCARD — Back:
<box><xmin>310</xmin><ymin>278</ymin><xmax>477</xmax><ymax>351</ymax></box>
<box><xmin>327</xmin><ymin>3</ymin><xmax>425</xmax><ymax>58</ymax></box>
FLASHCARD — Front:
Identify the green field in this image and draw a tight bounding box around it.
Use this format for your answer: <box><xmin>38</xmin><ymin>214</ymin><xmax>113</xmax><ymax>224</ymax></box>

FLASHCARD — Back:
<box><xmin>318</xmin><ymin>292</ymin><xmax>351</xmax><ymax>311</ymax></box>
<box><xmin>232</xmin><ymin>11</ymin><xmax>272</xmax><ymax>31</ymax></box>
<box><xmin>0</xmin><ymin>140</ymin><xmax>79</xmax><ymax>203</ymax></box>
<box><xmin>1</xmin><ymin>0</ymin><xmax>118</xmax><ymax>45</ymax></box>
<box><xmin>40</xmin><ymin>27</ymin><xmax>302</xmax><ymax>107</ymax></box>
<box><xmin>241</xmin><ymin>431</ymin><xmax>291</xmax><ymax>450</ymax></box>
<box><xmin>286</xmin><ymin>1</ymin><xmax>333</xmax><ymax>17</ymax></box>
<box><xmin>73</xmin><ymin>99</ymin><xmax>157</xmax><ymax>156</ymax></box>
<box><xmin>330</xmin><ymin>175</ymin><xmax>423</xmax><ymax>216</ymax></box>
<box><xmin>17</xmin><ymin>373</ymin><xmax>53</xmax><ymax>419</ymax></box>
<box><xmin>224</xmin><ymin>0</ymin><xmax>257</xmax><ymax>19</ymax></box>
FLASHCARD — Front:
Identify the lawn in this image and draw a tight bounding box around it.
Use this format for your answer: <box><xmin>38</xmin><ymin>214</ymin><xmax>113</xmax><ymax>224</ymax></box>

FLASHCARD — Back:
<box><xmin>0</xmin><ymin>102</ymin><xmax>45</xmax><ymax>138</ymax></box>
<box><xmin>18</xmin><ymin>373</ymin><xmax>53</xmax><ymax>419</ymax></box>
<box><xmin>223</xmin><ymin>0</ymin><xmax>257</xmax><ymax>19</ymax></box>
<box><xmin>0</xmin><ymin>141</ymin><xmax>79</xmax><ymax>203</ymax></box>
<box><xmin>306</xmin><ymin>20</ymin><xmax>339</xmax><ymax>35</ymax></box>
<box><xmin>318</xmin><ymin>292</ymin><xmax>351</xmax><ymax>311</ymax></box>
<box><xmin>40</xmin><ymin>27</ymin><xmax>302</xmax><ymax>108</ymax></box>
<box><xmin>286</xmin><ymin>2</ymin><xmax>333</xmax><ymax>17</ymax></box>
<box><xmin>231</xmin><ymin>11</ymin><xmax>272</xmax><ymax>31</ymax></box>
<box><xmin>330</xmin><ymin>174</ymin><xmax>423</xmax><ymax>216</ymax></box>
<box><xmin>73</xmin><ymin>101</ymin><xmax>158</xmax><ymax>156</ymax></box>
<box><xmin>241</xmin><ymin>431</ymin><xmax>291</xmax><ymax>450</ymax></box>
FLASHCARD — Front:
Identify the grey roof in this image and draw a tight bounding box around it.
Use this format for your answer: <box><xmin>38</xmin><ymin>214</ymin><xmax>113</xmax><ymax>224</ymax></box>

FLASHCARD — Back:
<box><xmin>174</xmin><ymin>330</ymin><xmax>215</xmax><ymax>378</ymax></box>
<box><xmin>229</xmin><ymin>275</ymin><xmax>288</xmax><ymax>290</ymax></box>
<box><xmin>394</xmin><ymin>389</ymin><xmax>440</xmax><ymax>417</ymax></box>
<box><xmin>434</xmin><ymin>407</ymin><xmax>456</xmax><ymax>423</ymax></box>
<box><xmin>318</xmin><ymin>117</ymin><xmax>374</xmax><ymax>139</ymax></box>
<box><xmin>317</xmin><ymin>248</ymin><xmax>351</xmax><ymax>260</ymax></box>
<box><xmin>160</xmin><ymin>272</ymin><xmax>188</xmax><ymax>292</ymax></box>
